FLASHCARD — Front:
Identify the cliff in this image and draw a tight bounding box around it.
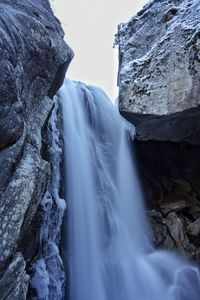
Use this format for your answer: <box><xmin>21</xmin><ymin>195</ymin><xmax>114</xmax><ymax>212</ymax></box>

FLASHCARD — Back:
<box><xmin>117</xmin><ymin>0</ymin><xmax>200</xmax><ymax>260</ymax></box>
<box><xmin>0</xmin><ymin>0</ymin><xmax>73</xmax><ymax>298</ymax></box>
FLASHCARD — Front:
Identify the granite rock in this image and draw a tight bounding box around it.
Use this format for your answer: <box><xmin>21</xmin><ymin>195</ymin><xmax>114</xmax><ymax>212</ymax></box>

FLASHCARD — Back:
<box><xmin>0</xmin><ymin>0</ymin><xmax>73</xmax><ymax>298</ymax></box>
<box><xmin>117</xmin><ymin>0</ymin><xmax>200</xmax><ymax>115</ymax></box>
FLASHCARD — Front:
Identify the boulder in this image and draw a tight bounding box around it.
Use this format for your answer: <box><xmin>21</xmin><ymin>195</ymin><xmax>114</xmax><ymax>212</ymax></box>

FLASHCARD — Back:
<box><xmin>117</xmin><ymin>0</ymin><xmax>200</xmax><ymax>115</ymax></box>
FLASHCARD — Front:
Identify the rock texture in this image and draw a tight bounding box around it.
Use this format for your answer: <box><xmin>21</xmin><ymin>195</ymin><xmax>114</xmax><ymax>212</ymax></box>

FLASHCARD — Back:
<box><xmin>121</xmin><ymin>106</ymin><xmax>200</xmax><ymax>144</ymax></box>
<box><xmin>136</xmin><ymin>140</ymin><xmax>200</xmax><ymax>260</ymax></box>
<box><xmin>117</xmin><ymin>0</ymin><xmax>200</xmax><ymax>115</ymax></box>
<box><xmin>117</xmin><ymin>0</ymin><xmax>200</xmax><ymax>261</ymax></box>
<box><xmin>0</xmin><ymin>0</ymin><xmax>73</xmax><ymax>298</ymax></box>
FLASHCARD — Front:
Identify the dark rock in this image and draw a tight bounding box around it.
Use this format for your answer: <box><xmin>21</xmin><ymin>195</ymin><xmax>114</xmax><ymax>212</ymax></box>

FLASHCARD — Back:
<box><xmin>163</xmin><ymin>212</ymin><xmax>199</xmax><ymax>259</ymax></box>
<box><xmin>133</xmin><ymin>139</ymin><xmax>200</xmax><ymax>260</ymax></box>
<box><xmin>0</xmin><ymin>107</ymin><xmax>23</xmax><ymax>149</ymax></box>
<box><xmin>0</xmin><ymin>253</ymin><xmax>29</xmax><ymax>300</ymax></box>
<box><xmin>148</xmin><ymin>210</ymin><xmax>177</xmax><ymax>252</ymax></box>
<box><xmin>160</xmin><ymin>200</ymin><xmax>191</xmax><ymax>215</ymax></box>
<box><xmin>121</xmin><ymin>106</ymin><xmax>200</xmax><ymax>145</ymax></box>
<box><xmin>186</xmin><ymin>217</ymin><xmax>200</xmax><ymax>248</ymax></box>
<box><xmin>147</xmin><ymin>210</ymin><xmax>169</xmax><ymax>247</ymax></box>
<box><xmin>187</xmin><ymin>217</ymin><xmax>200</xmax><ymax>237</ymax></box>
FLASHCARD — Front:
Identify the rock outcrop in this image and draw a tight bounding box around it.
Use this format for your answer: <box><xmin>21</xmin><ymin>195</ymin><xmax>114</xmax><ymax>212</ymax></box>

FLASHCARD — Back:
<box><xmin>0</xmin><ymin>0</ymin><xmax>73</xmax><ymax>298</ymax></box>
<box><xmin>117</xmin><ymin>0</ymin><xmax>200</xmax><ymax>115</ymax></box>
<box><xmin>116</xmin><ymin>0</ymin><xmax>200</xmax><ymax>261</ymax></box>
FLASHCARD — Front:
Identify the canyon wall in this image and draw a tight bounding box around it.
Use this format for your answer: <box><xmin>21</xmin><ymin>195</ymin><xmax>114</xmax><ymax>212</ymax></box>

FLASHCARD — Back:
<box><xmin>0</xmin><ymin>1</ymin><xmax>73</xmax><ymax>298</ymax></box>
<box><xmin>117</xmin><ymin>0</ymin><xmax>200</xmax><ymax>261</ymax></box>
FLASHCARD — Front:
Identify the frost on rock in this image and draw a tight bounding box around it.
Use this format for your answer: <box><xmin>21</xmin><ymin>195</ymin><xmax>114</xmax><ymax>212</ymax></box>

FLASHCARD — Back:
<box><xmin>124</xmin><ymin>119</ymin><xmax>136</xmax><ymax>141</ymax></box>
<box><xmin>31</xmin><ymin>259</ymin><xmax>50</xmax><ymax>300</ymax></box>
<box><xmin>117</xmin><ymin>0</ymin><xmax>200</xmax><ymax>115</ymax></box>
<box><xmin>31</xmin><ymin>97</ymin><xmax>66</xmax><ymax>300</ymax></box>
<box><xmin>0</xmin><ymin>0</ymin><xmax>73</xmax><ymax>298</ymax></box>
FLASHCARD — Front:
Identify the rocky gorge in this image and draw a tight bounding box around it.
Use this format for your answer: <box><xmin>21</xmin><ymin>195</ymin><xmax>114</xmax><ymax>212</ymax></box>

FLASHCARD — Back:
<box><xmin>0</xmin><ymin>0</ymin><xmax>200</xmax><ymax>299</ymax></box>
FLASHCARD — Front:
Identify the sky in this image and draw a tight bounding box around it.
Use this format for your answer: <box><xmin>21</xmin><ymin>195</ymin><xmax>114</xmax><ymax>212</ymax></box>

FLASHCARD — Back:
<box><xmin>53</xmin><ymin>0</ymin><xmax>148</xmax><ymax>100</ymax></box>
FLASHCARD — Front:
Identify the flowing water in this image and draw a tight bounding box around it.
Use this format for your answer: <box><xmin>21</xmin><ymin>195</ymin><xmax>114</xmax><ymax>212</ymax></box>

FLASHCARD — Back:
<box><xmin>60</xmin><ymin>79</ymin><xmax>200</xmax><ymax>300</ymax></box>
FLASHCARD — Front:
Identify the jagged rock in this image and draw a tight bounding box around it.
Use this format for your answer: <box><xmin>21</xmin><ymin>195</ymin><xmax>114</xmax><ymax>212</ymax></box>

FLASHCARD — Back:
<box><xmin>148</xmin><ymin>211</ymin><xmax>168</xmax><ymax>246</ymax></box>
<box><xmin>147</xmin><ymin>210</ymin><xmax>200</xmax><ymax>260</ymax></box>
<box><xmin>117</xmin><ymin>0</ymin><xmax>200</xmax><ymax>115</ymax></box>
<box><xmin>117</xmin><ymin>0</ymin><xmax>200</xmax><ymax>261</ymax></box>
<box><xmin>134</xmin><ymin>139</ymin><xmax>200</xmax><ymax>260</ymax></box>
<box><xmin>187</xmin><ymin>217</ymin><xmax>200</xmax><ymax>237</ymax></box>
<box><xmin>0</xmin><ymin>0</ymin><xmax>73</xmax><ymax>298</ymax></box>
<box><xmin>147</xmin><ymin>210</ymin><xmax>176</xmax><ymax>251</ymax></box>
<box><xmin>160</xmin><ymin>200</ymin><xmax>191</xmax><ymax>215</ymax></box>
<box><xmin>186</xmin><ymin>217</ymin><xmax>200</xmax><ymax>248</ymax></box>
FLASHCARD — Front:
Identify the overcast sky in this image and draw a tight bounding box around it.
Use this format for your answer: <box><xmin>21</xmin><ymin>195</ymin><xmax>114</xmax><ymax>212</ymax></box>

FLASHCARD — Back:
<box><xmin>53</xmin><ymin>0</ymin><xmax>148</xmax><ymax>99</ymax></box>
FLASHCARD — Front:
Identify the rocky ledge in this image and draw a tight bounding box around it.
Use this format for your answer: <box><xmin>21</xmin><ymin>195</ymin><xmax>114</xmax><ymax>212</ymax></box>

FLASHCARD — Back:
<box><xmin>0</xmin><ymin>0</ymin><xmax>73</xmax><ymax>299</ymax></box>
<box><xmin>116</xmin><ymin>0</ymin><xmax>200</xmax><ymax>261</ymax></box>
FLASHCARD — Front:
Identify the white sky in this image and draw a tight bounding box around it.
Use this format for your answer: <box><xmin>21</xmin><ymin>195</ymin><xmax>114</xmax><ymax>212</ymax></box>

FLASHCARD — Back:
<box><xmin>53</xmin><ymin>0</ymin><xmax>148</xmax><ymax>100</ymax></box>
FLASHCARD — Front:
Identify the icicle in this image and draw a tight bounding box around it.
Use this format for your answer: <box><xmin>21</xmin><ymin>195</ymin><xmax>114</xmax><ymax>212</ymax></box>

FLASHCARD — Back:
<box><xmin>31</xmin><ymin>96</ymin><xmax>66</xmax><ymax>300</ymax></box>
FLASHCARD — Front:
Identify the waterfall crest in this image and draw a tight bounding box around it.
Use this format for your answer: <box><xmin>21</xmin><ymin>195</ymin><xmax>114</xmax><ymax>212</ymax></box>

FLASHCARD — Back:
<box><xmin>60</xmin><ymin>79</ymin><xmax>200</xmax><ymax>300</ymax></box>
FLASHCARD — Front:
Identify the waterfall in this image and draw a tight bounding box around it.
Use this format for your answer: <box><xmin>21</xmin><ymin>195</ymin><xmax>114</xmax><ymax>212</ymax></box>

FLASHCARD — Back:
<box><xmin>60</xmin><ymin>79</ymin><xmax>200</xmax><ymax>300</ymax></box>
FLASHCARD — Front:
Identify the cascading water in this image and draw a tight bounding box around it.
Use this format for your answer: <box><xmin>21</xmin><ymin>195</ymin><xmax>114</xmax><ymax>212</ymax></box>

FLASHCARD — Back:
<box><xmin>60</xmin><ymin>79</ymin><xmax>200</xmax><ymax>300</ymax></box>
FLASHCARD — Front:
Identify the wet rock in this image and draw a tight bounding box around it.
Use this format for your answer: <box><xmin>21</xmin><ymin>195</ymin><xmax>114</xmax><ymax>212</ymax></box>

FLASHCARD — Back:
<box><xmin>164</xmin><ymin>212</ymin><xmax>190</xmax><ymax>254</ymax></box>
<box><xmin>147</xmin><ymin>211</ymin><xmax>168</xmax><ymax>246</ymax></box>
<box><xmin>147</xmin><ymin>210</ymin><xmax>176</xmax><ymax>251</ymax></box>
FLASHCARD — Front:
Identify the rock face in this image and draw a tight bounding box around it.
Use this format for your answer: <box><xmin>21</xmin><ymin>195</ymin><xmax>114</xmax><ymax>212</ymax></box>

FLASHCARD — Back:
<box><xmin>136</xmin><ymin>140</ymin><xmax>200</xmax><ymax>260</ymax></box>
<box><xmin>117</xmin><ymin>0</ymin><xmax>200</xmax><ymax>115</ymax></box>
<box><xmin>117</xmin><ymin>0</ymin><xmax>200</xmax><ymax>261</ymax></box>
<box><xmin>0</xmin><ymin>1</ymin><xmax>73</xmax><ymax>298</ymax></box>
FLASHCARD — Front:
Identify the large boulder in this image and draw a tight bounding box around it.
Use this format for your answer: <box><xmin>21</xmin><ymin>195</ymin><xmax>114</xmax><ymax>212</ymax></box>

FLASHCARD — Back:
<box><xmin>117</xmin><ymin>0</ymin><xmax>200</xmax><ymax>116</ymax></box>
<box><xmin>116</xmin><ymin>0</ymin><xmax>200</xmax><ymax>261</ymax></box>
<box><xmin>0</xmin><ymin>0</ymin><xmax>73</xmax><ymax>298</ymax></box>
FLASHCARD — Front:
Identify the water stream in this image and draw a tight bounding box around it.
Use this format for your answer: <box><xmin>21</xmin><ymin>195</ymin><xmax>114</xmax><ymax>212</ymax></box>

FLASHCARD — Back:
<box><xmin>60</xmin><ymin>79</ymin><xmax>200</xmax><ymax>300</ymax></box>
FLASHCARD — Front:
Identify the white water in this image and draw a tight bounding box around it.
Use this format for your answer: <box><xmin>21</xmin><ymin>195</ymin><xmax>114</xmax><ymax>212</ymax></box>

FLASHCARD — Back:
<box><xmin>60</xmin><ymin>79</ymin><xmax>200</xmax><ymax>300</ymax></box>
